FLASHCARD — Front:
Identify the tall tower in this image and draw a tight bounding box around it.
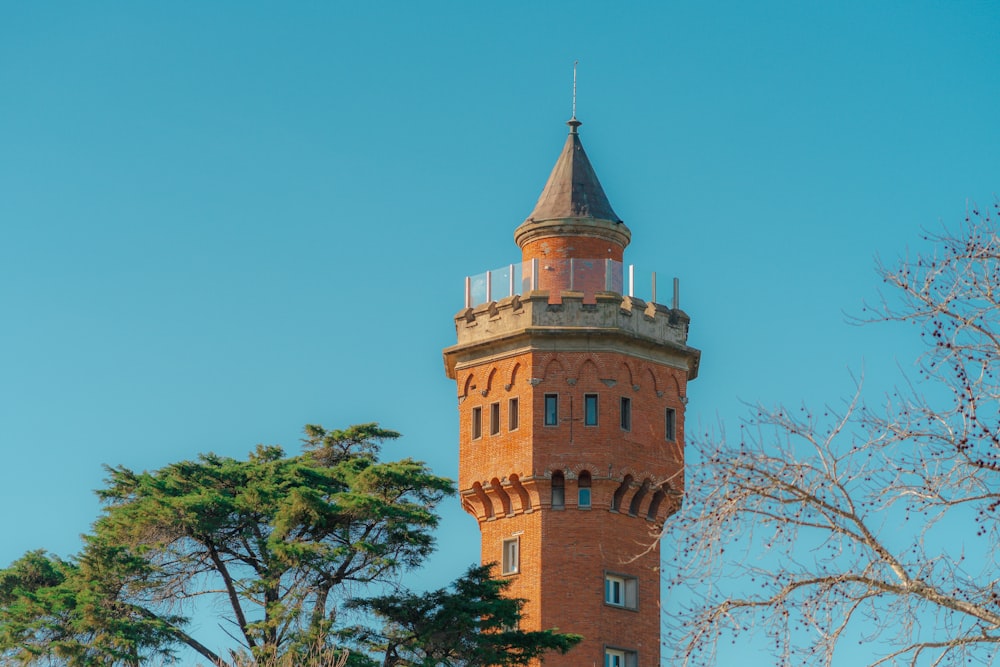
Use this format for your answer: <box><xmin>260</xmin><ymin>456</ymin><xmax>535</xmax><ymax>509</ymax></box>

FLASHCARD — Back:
<box><xmin>443</xmin><ymin>116</ymin><xmax>700</xmax><ymax>667</ymax></box>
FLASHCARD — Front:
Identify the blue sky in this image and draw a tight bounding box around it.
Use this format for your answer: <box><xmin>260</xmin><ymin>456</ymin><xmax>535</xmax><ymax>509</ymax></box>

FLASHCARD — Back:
<box><xmin>1</xmin><ymin>1</ymin><xmax>998</xmax><ymax>663</ymax></box>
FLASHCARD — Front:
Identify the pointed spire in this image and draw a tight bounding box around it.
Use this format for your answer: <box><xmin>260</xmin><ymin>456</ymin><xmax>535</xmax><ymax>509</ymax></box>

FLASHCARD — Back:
<box><xmin>524</xmin><ymin>118</ymin><xmax>621</xmax><ymax>224</ymax></box>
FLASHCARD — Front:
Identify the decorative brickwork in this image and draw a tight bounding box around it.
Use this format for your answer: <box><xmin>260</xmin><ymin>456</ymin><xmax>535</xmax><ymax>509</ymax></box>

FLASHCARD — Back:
<box><xmin>443</xmin><ymin>119</ymin><xmax>700</xmax><ymax>666</ymax></box>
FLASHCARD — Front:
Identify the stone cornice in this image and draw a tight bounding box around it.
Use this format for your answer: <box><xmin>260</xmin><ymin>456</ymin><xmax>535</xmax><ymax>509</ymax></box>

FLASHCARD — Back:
<box><xmin>442</xmin><ymin>291</ymin><xmax>700</xmax><ymax>380</ymax></box>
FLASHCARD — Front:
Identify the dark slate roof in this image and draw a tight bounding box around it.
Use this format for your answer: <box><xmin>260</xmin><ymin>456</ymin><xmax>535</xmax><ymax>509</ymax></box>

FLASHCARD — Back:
<box><xmin>525</xmin><ymin>118</ymin><xmax>621</xmax><ymax>223</ymax></box>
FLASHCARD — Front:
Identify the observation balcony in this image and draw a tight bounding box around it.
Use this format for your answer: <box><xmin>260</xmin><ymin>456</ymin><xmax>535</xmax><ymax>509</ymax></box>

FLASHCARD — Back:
<box><xmin>463</xmin><ymin>258</ymin><xmax>679</xmax><ymax>309</ymax></box>
<box><xmin>447</xmin><ymin>258</ymin><xmax>699</xmax><ymax>381</ymax></box>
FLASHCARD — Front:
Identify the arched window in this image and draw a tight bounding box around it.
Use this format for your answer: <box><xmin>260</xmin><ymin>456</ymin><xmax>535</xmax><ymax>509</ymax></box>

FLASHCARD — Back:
<box><xmin>551</xmin><ymin>471</ymin><xmax>565</xmax><ymax>509</ymax></box>
<box><xmin>578</xmin><ymin>470</ymin><xmax>592</xmax><ymax>508</ymax></box>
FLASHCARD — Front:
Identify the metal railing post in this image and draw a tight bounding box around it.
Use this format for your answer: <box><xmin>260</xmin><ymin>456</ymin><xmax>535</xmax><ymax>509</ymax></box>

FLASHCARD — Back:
<box><xmin>465</xmin><ymin>276</ymin><xmax>472</xmax><ymax>308</ymax></box>
<box><xmin>531</xmin><ymin>258</ymin><xmax>539</xmax><ymax>291</ymax></box>
<box><xmin>651</xmin><ymin>272</ymin><xmax>657</xmax><ymax>304</ymax></box>
<box><xmin>509</xmin><ymin>264</ymin><xmax>515</xmax><ymax>298</ymax></box>
<box><xmin>628</xmin><ymin>265</ymin><xmax>635</xmax><ymax>297</ymax></box>
<box><xmin>673</xmin><ymin>277</ymin><xmax>679</xmax><ymax>310</ymax></box>
<box><xmin>569</xmin><ymin>258</ymin><xmax>575</xmax><ymax>291</ymax></box>
<box><xmin>486</xmin><ymin>270</ymin><xmax>492</xmax><ymax>303</ymax></box>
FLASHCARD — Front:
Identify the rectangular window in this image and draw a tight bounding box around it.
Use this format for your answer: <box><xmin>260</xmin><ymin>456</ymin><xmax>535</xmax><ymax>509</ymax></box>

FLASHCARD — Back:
<box><xmin>578</xmin><ymin>472</ymin><xmax>592</xmax><ymax>509</ymax></box>
<box><xmin>665</xmin><ymin>407</ymin><xmax>676</xmax><ymax>441</ymax></box>
<box><xmin>604</xmin><ymin>573</ymin><xmax>638</xmax><ymax>609</ymax></box>
<box><xmin>552</xmin><ymin>476</ymin><xmax>565</xmax><ymax>509</ymax></box>
<box><xmin>544</xmin><ymin>394</ymin><xmax>558</xmax><ymax>426</ymax></box>
<box><xmin>620</xmin><ymin>397</ymin><xmax>631</xmax><ymax>431</ymax></box>
<box><xmin>502</xmin><ymin>537</ymin><xmax>520</xmax><ymax>575</ymax></box>
<box><xmin>490</xmin><ymin>402</ymin><xmax>501</xmax><ymax>436</ymax></box>
<box><xmin>471</xmin><ymin>406</ymin><xmax>482</xmax><ymax>440</ymax></box>
<box><xmin>604</xmin><ymin>648</ymin><xmax>637</xmax><ymax>667</ymax></box>
<box><xmin>584</xmin><ymin>393</ymin><xmax>598</xmax><ymax>426</ymax></box>
<box><xmin>508</xmin><ymin>397</ymin><xmax>519</xmax><ymax>431</ymax></box>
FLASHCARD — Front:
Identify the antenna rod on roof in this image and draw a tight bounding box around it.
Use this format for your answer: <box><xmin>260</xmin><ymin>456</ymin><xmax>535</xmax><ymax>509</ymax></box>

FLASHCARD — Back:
<box><xmin>572</xmin><ymin>60</ymin><xmax>578</xmax><ymax>119</ymax></box>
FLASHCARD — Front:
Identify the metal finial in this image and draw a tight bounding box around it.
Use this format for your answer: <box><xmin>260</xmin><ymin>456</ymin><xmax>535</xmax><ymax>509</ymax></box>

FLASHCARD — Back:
<box><xmin>567</xmin><ymin>60</ymin><xmax>582</xmax><ymax>133</ymax></box>
<box><xmin>572</xmin><ymin>60</ymin><xmax>578</xmax><ymax>119</ymax></box>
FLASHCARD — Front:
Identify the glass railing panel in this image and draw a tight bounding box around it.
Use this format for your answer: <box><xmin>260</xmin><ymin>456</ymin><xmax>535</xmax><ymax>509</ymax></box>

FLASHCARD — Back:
<box><xmin>467</xmin><ymin>271</ymin><xmax>488</xmax><ymax>307</ymax></box>
<box><xmin>607</xmin><ymin>261</ymin><xmax>624</xmax><ymax>294</ymax></box>
<box><xmin>466</xmin><ymin>264</ymin><xmax>524</xmax><ymax>306</ymax></box>
<box><xmin>466</xmin><ymin>259</ymin><xmax>645</xmax><ymax>307</ymax></box>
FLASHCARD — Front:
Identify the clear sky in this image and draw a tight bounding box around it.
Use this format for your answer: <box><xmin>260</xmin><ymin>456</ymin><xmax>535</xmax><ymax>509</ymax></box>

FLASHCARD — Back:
<box><xmin>1</xmin><ymin>1</ymin><xmax>998</xmax><ymax>663</ymax></box>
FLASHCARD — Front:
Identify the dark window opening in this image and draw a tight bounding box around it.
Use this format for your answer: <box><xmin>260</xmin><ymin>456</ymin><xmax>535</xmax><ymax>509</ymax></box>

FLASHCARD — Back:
<box><xmin>472</xmin><ymin>407</ymin><xmax>482</xmax><ymax>440</ymax></box>
<box><xmin>584</xmin><ymin>393</ymin><xmax>598</xmax><ymax>426</ymax></box>
<box><xmin>544</xmin><ymin>394</ymin><xmax>558</xmax><ymax>426</ymax></box>
<box><xmin>578</xmin><ymin>470</ymin><xmax>592</xmax><ymax>508</ymax></box>
<box><xmin>551</xmin><ymin>471</ymin><xmax>565</xmax><ymax>509</ymax></box>
<box><xmin>665</xmin><ymin>407</ymin><xmax>676</xmax><ymax>441</ymax></box>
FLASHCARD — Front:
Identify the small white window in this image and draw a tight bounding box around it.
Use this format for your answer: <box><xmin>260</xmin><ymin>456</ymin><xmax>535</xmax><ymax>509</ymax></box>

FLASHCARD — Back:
<box><xmin>502</xmin><ymin>537</ymin><xmax>520</xmax><ymax>575</ymax></box>
<box><xmin>490</xmin><ymin>402</ymin><xmax>501</xmax><ymax>436</ymax></box>
<box><xmin>471</xmin><ymin>406</ymin><xmax>482</xmax><ymax>440</ymax></box>
<box><xmin>605</xmin><ymin>573</ymin><xmax>638</xmax><ymax>609</ymax></box>
<box><xmin>605</xmin><ymin>648</ymin><xmax>637</xmax><ymax>667</ymax></box>
<box><xmin>508</xmin><ymin>397</ymin><xmax>519</xmax><ymax>431</ymax></box>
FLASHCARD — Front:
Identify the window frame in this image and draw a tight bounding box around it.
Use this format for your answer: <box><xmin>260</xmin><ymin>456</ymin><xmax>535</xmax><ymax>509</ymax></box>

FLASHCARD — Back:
<box><xmin>501</xmin><ymin>537</ymin><xmax>520</xmax><ymax>575</ymax></box>
<box><xmin>471</xmin><ymin>406</ymin><xmax>482</xmax><ymax>440</ymax></box>
<box><xmin>544</xmin><ymin>393</ymin><xmax>559</xmax><ymax>427</ymax></box>
<box><xmin>551</xmin><ymin>471</ymin><xmax>565</xmax><ymax>509</ymax></box>
<box><xmin>490</xmin><ymin>402</ymin><xmax>501</xmax><ymax>436</ymax></box>
<box><xmin>584</xmin><ymin>393</ymin><xmax>599</xmax><ymax>426</ymax></box>
<box><xmin>620</xmin><ymin>396</ymin><xmax>631</xmax><ymax>432</ymax></box>
<box><xmin>604</xmin><ymin>572</ymin><xmax>638</xmax><ymax>610</ymax></box>
<box><xmin>508</xmin><ymin>397</ymin><xmax>519</xmax><ymax>431</ymax></box>
<box><xmin>665</xmin><ymin>407</ymin><xmax>676</xmax><ymax>441</ymax></box>
<box><xmin>577</xmin><ymin>470</ymin><xmax>592</xmax><ymax>509</ymax></box>
<box><xmin>604</xmin><ymin>648</ymin><xmax>637</xmax><ymax>667</ymax></box>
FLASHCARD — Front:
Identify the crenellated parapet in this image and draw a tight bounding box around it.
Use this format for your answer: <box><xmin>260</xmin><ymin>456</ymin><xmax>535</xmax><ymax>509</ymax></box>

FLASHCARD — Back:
<box><xmin>444</xmin><ymin>291</ymin><xmax>700</xmax><ymax>380</ymax></box>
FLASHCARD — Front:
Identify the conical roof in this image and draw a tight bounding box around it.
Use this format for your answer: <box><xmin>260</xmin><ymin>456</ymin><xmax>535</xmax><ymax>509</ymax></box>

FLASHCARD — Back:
<box><xmin>525</xmin><ymin>118</ymin><xmax>621</xmax><ymax>223</ymax></box>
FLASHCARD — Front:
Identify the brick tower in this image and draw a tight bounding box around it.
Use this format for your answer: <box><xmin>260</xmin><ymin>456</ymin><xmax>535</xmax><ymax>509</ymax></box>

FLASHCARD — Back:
<box><xmin>443</xmin><ymin>116</ymin><xmax>700</xmax><ymax>667</ymax></box>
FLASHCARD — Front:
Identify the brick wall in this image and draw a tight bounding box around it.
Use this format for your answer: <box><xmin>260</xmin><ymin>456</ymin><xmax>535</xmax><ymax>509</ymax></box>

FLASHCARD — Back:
<box><xmin>456</xmin><ymin>348</ymin><xmax>689</xmax><ymax>666</ymax></box>
<box><xmin>520</xmin><ymin>234</ymin><xmax>625</xmax><ymax>263</ymax></box>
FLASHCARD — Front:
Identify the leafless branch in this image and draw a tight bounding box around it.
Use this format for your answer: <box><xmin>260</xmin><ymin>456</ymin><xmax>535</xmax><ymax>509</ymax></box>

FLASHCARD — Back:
<box><xmin>666</xmin><ymin>202</ymin><xmax>1000</xmax><ymax>666</ymax></box>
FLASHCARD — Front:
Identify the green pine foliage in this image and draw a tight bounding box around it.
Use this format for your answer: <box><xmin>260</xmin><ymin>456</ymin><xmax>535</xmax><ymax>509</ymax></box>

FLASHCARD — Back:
<box><xmin>0</xmin><ymin>548</ymin><xmax>182</xmax><ymax>666</ymax></box>
<box><xmin>1</xmin><ymin>423</ymin><xmax>582</xmax><ymax>666</ymax></box>
<box><xmin>344</xmin><ymin>563</ymin><xmax>581</xmax><ymax>667</ymax></box>
<box><xmin>1</xmin><ymin>424</ymin><xmax>456</xmax><ymax>665</ymax></box>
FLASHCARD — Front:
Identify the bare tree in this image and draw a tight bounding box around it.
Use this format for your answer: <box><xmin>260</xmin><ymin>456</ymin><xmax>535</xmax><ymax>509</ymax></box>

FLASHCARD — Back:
<box><xmin>664</xmin><ymin>200</ymin><xmax>1000</xmax><ymax>666</ymax></box>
